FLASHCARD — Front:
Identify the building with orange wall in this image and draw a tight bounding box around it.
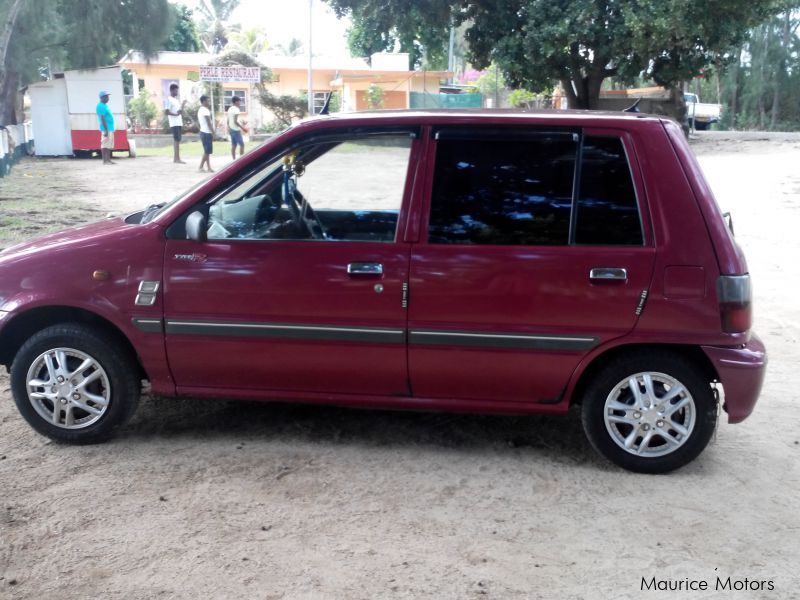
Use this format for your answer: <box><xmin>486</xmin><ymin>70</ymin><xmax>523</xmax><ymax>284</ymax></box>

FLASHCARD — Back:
<box><xmin>118</xmin><ymin>51</ymin><xmax>452</xmax><ymax>130</ymax></box>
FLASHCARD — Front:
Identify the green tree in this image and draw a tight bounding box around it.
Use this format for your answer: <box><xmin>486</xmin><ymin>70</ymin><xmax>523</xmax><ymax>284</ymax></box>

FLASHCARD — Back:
<box><xmin>329</xmin><ymin>1</ymin><xmax>451</xmax><ymax>69</ymax></box>
<box><xmin>508</xmin><ymin>88</ymin><xmax>550</xmax><ymax>109</ymax></box>
<box><xmin>365</xmin><ymin>84</ymin><xmax>385</xmax><ymax>108</ymax></box>
<box><xmin>165</xmin><ymin>4</ymin><xmax>201</xmax><ymax>52</ymax></box>
<box><xmin>718</xmin><ymin>10</ymin><xmax>800</xmax><ymax>131</ymax></box>
<box><xmin>195</xmin><ymin>0</ymin><xmax>242</xmax><ymax>54</ymax></box>
<box><xmin>264</xmin><ymin>94</ymin><xmax>307</xmax><ymax>128</ymax></box>
<box><xmin>325</xmin><ymin>0</ymin><xmax>785</xmax><ymax>110</ymax></box>
<box><xmin>127</xmin><ymin>88</ymin><xmax>158</xmax><ymax>129</ymax></box>
<box><xmin>0</xmin><ymin>0</ymin><xmax>173</xmax><ymax>124</ymax></box>
<box><xmin>468</xmin><ymin>0</ymin><xmax>784</xmax><ymax>110</ymax></box>
<box><xmin>208</xmin><ymin>50</ymin><xmax>307</xmax><ymax>129</ymax></box>
<box><xmin>474</xmin><ymin>65</ymin><xmax>505</xmax><ymax>96</ymax></box>
<box><xmin>275</xmin><ymin>37</ymin><xmax>303</xmax><ymax>57</ymax></box>
<box><xmin>226</xmin><ymin>28</ymin><xmax>269</xmax><ymax>55</ymax></box>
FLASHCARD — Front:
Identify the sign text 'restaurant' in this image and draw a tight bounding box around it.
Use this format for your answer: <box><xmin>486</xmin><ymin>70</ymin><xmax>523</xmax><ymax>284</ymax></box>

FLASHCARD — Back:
<box><xmin>199</xmin><ymin>66</ymin><xmax>261</xmax><ymax>83</ymax></box>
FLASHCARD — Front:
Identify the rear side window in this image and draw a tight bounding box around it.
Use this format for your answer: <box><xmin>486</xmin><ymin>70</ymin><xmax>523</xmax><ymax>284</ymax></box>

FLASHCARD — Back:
<box><xmin>575</xmin><ymin>136</ymin><xmax>642</xmax><ymax>245</ymax></box>
<box><xmin>428</xmin><ymin>135</ymin><xmax>577</xmax><ymax>245</ymax></box>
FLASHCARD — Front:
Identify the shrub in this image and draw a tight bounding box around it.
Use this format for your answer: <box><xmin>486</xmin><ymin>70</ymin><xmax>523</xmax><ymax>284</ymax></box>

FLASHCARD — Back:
<box><xmin>366</xmin><ymin>84</ymin><xmax>385</xmax><ymax>109</ymax></box>
<box><xmin>127</xmin><ymin>89</ymin><xmax>158</xmax><ymax>129</ymax></box>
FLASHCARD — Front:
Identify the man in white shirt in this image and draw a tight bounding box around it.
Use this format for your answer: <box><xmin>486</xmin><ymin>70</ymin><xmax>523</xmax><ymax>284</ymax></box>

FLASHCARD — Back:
<box><xmin>227</xmin><ymin>95</ymin><xmax>248</xmax><ymax>160</ymax></box>
<box><xmin>165</xmin><ymin>83</ymin><xmax>187</xmax><ymax>164</ymax></box>
<box><xmin>197</xmin><ymin>95</ymin><xmax>215</xmax><ymax>172</ymax></box>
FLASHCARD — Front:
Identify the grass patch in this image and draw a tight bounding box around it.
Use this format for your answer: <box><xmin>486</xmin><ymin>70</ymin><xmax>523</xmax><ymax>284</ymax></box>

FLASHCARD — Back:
<box><xmin>135</xmin><ymin>140</ymin><xmax>253</xmax><ymax>158</ymax></box>
<box><xmin>0</xmin><ymin>160</ymin><xmax>104</xmax><ymax>250</ymax></box>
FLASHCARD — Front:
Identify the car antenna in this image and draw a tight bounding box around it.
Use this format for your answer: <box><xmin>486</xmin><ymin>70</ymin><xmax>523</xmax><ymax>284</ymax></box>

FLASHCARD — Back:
<box><xmin>319</xmin><ymin>92</ymin><xmax>333</xmax><ymax>115</ymax></box>
<box><xmin>623</xmin><ymin>98</ymin><xmax>642</xmax><ymax>113</ymax></box>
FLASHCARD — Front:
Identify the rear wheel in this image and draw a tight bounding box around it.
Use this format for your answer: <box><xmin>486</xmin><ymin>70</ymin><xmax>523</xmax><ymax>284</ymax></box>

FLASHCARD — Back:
<box><xmin>581</xmin><ymin>351</ymin><xmax>717</xmax><ymax>473</ymax></box>
<box><xmin>10</xmin><ymin>324</ymin><xmax>140</xmax><ymax>443</ymax></box>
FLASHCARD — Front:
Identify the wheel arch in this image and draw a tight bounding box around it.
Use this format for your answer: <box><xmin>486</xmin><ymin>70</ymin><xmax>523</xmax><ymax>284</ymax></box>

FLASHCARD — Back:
<box><xmin>0</xmin><ymin>305</ymin><xmax>147</xmax><ymax>380</ymax></box>
<box><xmin>567</xmin><ymin>343</ymin><xmax>720</xmax><ymax>406</ymax></box>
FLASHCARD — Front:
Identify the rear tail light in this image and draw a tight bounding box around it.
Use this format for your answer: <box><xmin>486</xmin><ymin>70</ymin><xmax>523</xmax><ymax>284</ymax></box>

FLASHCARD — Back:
<box><xmin>717</xmin><ymin>275</ymin><xmax>752</xmax><ymax>333</ymax></box>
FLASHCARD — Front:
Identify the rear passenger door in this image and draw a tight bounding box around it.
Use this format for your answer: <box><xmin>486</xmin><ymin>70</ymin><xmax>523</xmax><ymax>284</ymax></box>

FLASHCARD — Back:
<box><xmin>407</xmin><ymin>127</ymin><xmax>656</xmax><ymax>404</ymax></box>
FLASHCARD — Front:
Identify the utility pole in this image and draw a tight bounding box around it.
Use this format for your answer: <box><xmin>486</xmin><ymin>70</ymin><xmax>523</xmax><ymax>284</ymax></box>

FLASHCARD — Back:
<box><xmin>494</xmin><ymin>63</ymin><xmax>499</xmax><ymax>108</ymax></box>
<box><xmin>307</xmin><ymin>0</ymin><xmax>314</xmax><ymax>114</ymax></box>
<box><xmin>448</xmin><ymin>25</ymin><xmax>455</xmax><ymax>83</ymax></box>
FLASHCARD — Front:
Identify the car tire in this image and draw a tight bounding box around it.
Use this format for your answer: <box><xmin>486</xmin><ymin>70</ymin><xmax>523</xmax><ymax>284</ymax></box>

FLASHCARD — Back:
<box><xmin>10</xmin><ymin>323</ymin><xmax>140</xmax><ymax>444</ymax></box>
<box><xmin>581</xmin><ymin>351</ymin><xmax>717</xmax><ymax>474</ymax></box>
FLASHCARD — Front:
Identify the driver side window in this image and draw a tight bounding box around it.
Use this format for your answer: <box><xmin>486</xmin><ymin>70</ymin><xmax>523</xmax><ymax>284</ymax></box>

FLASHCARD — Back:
<box><xmin>206</xmin><ymin>134</ymin><xmax>413</xmax><ymax>243</ymax></box>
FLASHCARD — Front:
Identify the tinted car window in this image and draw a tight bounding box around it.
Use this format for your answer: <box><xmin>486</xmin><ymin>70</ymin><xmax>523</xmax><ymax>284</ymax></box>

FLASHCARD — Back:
<box><xmin>428</xmin><ymin>136</ymin><xmax>577</xmax><ymax>245</ymax></box>
<box><xmin>575</xmin><ymin>136</ymin><xmax>643</xmax><ymax>245</ymax></box>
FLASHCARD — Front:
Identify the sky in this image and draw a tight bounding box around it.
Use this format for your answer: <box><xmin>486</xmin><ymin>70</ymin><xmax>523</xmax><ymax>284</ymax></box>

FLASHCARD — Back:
<box><xmin>181</xmin><ymin>0</ymin><xmax>353</xmax><ymax>57</ymax></box>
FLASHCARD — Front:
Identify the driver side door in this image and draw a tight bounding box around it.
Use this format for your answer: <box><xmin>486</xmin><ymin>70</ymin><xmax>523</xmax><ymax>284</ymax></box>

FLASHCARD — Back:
<box><xmin>163</xmin><ymin>130</ymin><xmax>419</xmax><ymax>397</ymax></box>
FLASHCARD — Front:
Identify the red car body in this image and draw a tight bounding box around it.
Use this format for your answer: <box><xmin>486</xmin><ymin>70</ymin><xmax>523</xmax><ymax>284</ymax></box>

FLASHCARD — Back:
<box><xmin>0</xmin><ymin>111</ymin><xmax>765</xmax><ymax>439</ymax></box>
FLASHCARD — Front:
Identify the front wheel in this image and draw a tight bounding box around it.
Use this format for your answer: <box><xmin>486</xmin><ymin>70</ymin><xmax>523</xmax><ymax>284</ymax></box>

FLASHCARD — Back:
<box><xmin>10</xmin><ymin>324</ymin><xmax>141</xmax><ymax>443</ymax></box>
<box><xmin>581</xmin><ymin>351</ymin><xmax>717</xmax><ymax>473</ymax></box>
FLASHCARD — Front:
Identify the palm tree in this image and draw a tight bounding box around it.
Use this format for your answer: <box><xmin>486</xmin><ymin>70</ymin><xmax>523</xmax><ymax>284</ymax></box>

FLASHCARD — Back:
<box><xmin>274</xmin><ymin>38</ymin><xmax>303</xmax><ymax>57</ymax></box>
<box><xmin>195</xmin><ymin>0</ymin><xmax>242</xmax><ymax>54</ymax></box>
<box><xmin>226</xmin><ymin>28</ymin><xmax>269</xmax><ymax>56</ymax></box>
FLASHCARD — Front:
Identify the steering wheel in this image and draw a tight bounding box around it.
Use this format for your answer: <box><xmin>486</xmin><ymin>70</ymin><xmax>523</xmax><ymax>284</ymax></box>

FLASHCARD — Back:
<box><xmin>281</xmin><ymin>169</ymin><xmax>327</xmax><ymax>240</ymax></box>
<box><xmin>296</xmin><ymin>189</ymin><xmax>327</xmax><ymax>240</ymax></box>
<box><xmin>281</xmin><ymin>170</ymin><xmax>315</xmax><ymax>238</ymax></box>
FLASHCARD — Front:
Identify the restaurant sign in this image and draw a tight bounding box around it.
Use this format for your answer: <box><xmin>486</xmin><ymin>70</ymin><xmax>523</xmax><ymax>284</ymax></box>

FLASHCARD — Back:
<box><xmin>199</xmin><ymin>65</ymin><xmax>261</xmax><ymax>83</ymax></box>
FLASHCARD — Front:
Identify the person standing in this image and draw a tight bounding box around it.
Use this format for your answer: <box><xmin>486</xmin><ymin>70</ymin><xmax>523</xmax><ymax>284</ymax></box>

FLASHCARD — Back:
<box><xmin>96</xmin><ymin>91</ymin><xmax>115</xmax><ymax>165</ymax></box>
<box><xmin>227</xmin><ymin>95</ymin><xmax>248</xmax><ymax>160</ymax></box>
<box><xmin>165</xmin><ymin>83</ymin><xmax>187</xmax><ymax>164</ymax></box>
<box><xmin>197</xmin><ymin>95</ymin><xmax>215</xmax><ymax>173</ymax></box>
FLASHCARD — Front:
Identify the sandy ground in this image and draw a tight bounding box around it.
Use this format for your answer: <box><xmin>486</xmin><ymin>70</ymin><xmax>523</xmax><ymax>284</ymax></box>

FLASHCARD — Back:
<box><xmin>1</xmin><ymin>136</ymin><xmax>799</xmax><ymax>599</ymax></box>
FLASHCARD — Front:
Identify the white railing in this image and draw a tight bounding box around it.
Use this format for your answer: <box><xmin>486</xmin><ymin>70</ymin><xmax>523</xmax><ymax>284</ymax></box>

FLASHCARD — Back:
<box><xmin>0</xmin><ymin>122</ymin><xmax>34</xmax><ymax>177</ymax></box>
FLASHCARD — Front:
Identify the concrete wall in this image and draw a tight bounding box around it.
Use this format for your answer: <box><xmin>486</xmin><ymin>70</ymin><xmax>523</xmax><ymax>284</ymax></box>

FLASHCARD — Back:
<box><xmin>597</xmin><ymin>97</ymin><xmax>682</xmax><ymax>122</ymax></box>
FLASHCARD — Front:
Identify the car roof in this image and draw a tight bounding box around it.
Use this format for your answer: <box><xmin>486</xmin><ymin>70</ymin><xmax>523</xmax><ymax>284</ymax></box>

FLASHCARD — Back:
<box><xmin>300</xmin><ymin>108</ymin><xmax>666</xmax><ymax>129</ymax></box>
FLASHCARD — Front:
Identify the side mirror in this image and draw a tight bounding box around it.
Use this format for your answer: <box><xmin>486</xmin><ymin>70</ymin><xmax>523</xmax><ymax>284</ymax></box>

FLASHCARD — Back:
<box><xmin>185</xmin><ymin>211</ymin><xmax>207</xmax><ymax>242</ymax></box>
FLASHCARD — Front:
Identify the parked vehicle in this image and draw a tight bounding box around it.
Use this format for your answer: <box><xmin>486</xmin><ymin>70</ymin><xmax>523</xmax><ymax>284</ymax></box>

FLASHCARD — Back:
<box><xmin>0</xmin><ymin>110</ymin><xmax>766</xmax><ymax>473</ymax></box>
<box><xmin>684</xmin><ymin>93</ymin><xmax>723</xmax><ymax>130</ymax></box>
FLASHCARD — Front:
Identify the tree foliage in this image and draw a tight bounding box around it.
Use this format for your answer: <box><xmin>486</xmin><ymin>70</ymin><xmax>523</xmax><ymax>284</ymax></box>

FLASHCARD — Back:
<box><xmin>365</xmin><ymin>84</ymin><xmax>385</xmax><ymax>108</ymax></box>
<box><xmin>0</xmin><ymin>0</ymin><xmax>173</xmax><ymax>124</ymax></box>
<box><xmin>696</xmin><ymin>10</ymin><xmax>800</xmax><ymax>130</ymax></box>
<box><xmin>262</xmin><ymin>93</ymin><xmax>307</xmax><ymax>128</ymax></box>
<box><xmin>127</xmin><ymin>88</ymin><xmax>158</xmax><ymax>128</ymax></box>
<box><xmin>52</xmin><ymin>0</ymin><xmax>173</xmax><ymax>69</ymax></box>
<box><xmin>164</xmin><ymin>4</ymin><xmax>201</xmax><ymax>52</ymax></box>
<box><xmin>325</xmin><ymin>0</ymin><xmax>786</xmax><ymax>109</ymax></box>
<box><xmin>471</xmin><ymin>0</ymin><xmax>786</xmax><ymax>108</ymax></box>
<box><xmin>226</xmin><ymin>28</ymin><xmax>269</xmax><ymax>55</ymax></box>
<box><xmin>328</xmin><ymin>1</ymin><xmax>451</xmax><ymax>69</ymax></box>
<box><xmin>209</xmin><ymin>50</ymin><xmax>306</xmax><ymax>129</ymax></box>
<box><xmin>508</xmin><ymin>88</ymin><xmax>550</xmax><ymax>109</ymax></box>
<box><xmin>195</xmin><ymin>0</ymin><xmax>242</xmax><ymax>54</ymax></box>
<box><xmin>274</xmin><ymin>37</ymin><xmax>303</xmax><ymax>57</ymax></box>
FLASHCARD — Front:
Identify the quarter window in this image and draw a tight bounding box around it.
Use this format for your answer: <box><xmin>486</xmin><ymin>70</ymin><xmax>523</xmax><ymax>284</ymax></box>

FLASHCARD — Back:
<box><xmin>575</xmin><ymin>136</ymin><xmax>642</xmax><ymax>245</ymax></box>
<box><xmin>428</xmin><ymin>135</ymin><xmax>577</xmax><ymax>245</ymax></box>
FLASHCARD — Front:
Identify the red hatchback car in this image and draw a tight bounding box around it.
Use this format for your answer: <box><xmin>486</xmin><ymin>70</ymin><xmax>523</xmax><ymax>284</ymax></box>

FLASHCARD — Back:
<box><xmin>0</xmin><ymin>111</ymin><xmax>766</xmax><ymax>472</ymax></box>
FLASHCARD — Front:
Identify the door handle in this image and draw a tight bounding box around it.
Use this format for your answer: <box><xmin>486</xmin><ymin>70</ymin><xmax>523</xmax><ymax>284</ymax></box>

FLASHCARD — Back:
<box><xmin>347</xmin><ymin>262</ymin><xmax>383</xmax><ymax>276</ymax></box>
<box><xmin>590</xmin><ymin>267</ymin><xmax>628</xmax><ymax>282</ymax></box>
